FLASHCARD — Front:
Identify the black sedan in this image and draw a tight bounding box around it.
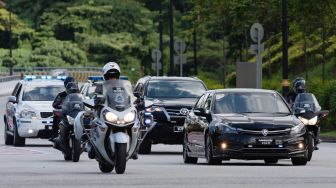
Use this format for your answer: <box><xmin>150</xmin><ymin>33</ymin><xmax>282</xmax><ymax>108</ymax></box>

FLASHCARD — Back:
<box><xmin>183</xmin><ymin>89</ymin><xmax>309</xmax><ymax>166</ymax></box>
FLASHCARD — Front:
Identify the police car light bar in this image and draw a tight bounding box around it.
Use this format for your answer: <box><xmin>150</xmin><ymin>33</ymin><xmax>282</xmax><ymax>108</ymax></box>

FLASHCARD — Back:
<box><xmin>24</xmin><ymin>75</ymin><xmax>67</xmax><ymax>81</ymax></box>
<box><xmin>88</xmin><ymin>76</ymin><xmax>104</xmax><ymax>82</ymax></box>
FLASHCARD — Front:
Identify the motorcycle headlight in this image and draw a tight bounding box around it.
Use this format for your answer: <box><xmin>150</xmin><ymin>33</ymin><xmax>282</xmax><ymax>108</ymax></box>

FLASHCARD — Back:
<box><xmin>291</xmin><ymin>123</ymin><xmax>306</xmax><ymax>135</ymax></box>
<box><xmin>146</xmin><ymin>106</ymin><xmax>162</xmax><ymax>112</ymax></box>
<box><xmin>20</xmin><ymin>109</ymin><xmax>37</xmax><ymax>119</ymax></box>
<box><xmin>67</xmin><ymin>115</ymin><xmax>75</xmax><ymax>125</ymax></box>
<box><xmin>104</xmin><ymin>111</ymin><xmax>118</xmax><ymax>123</ymax></box>
<box><xmin>298</xmin><ymin>116</ymin><xmax>318</xmax><ymax>126</ymax></box>
<box><xmin>124</xmin><ymin>111</ymin><xmax>136</xmax><ymax>123</ymax></box>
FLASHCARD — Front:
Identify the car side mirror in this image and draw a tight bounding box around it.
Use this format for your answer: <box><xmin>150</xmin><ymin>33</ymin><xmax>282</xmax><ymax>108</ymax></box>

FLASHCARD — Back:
<box><xmin>293</xmin><ymin>107</ymin><xmax>306</xmax><ymax>116</ymax></box>
<box><xmin>8</xmin><ymin>96</ymin><xmax>17</xmax><ymax>103</ymax></box>
<box><xmin>133</xmin><ymin>92</ymin><xmax>141</xmax><ymax>98</ymax></box>
<box><xmin>194</xmin><ymin>108</ymin><xmax>206</xmax><ymax>116</ymax></box>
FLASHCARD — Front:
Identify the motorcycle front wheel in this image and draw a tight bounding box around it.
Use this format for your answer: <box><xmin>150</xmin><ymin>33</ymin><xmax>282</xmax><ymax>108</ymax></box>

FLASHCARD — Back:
<box><xmin>71</xmin><ymin>136</ymin><xmax>81</xmax><ymax>162</ymax></box>
<box><xmin>115</xmin><ymin>143</ymin><xmax>127</xmax><ymax>174</ymax></box>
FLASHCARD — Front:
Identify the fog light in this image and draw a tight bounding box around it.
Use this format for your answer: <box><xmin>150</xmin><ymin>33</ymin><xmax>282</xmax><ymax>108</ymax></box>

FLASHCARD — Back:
<box><xmin>28</xmin><ymin>129</ymin><xmax>34</xmax><ymax>134</ymax></box>
<box><xmin>144</xmin><ymin>119</ymin><xmax>152</xmax><ymax>125</ymax></box>
<box><xmin>298</xmin><ymin>143</ymin><xmax>304</xmax><ymax>149</ymax></box>
<box><xmin>221</xmin><ymin>142</ymin><xmax>227</xmax><ymax>149</ymax></box>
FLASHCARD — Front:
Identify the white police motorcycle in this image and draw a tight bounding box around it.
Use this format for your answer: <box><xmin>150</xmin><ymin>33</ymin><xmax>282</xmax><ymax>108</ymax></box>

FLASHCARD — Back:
<box><xmin>74</xmin><ymin>79</ymin><xmax>155</xmax><ymax>174</ymax></box>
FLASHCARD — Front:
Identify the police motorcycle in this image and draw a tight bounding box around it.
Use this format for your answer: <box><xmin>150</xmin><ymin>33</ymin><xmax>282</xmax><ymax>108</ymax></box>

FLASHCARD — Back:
<box><xmin>53</xmin><ymin>82</ymin><xmax>87</xmax><ymax>162</ymax></box>
<box><xmin>74</xmin><ymin>79</ymin><xmax>155</xmax><ymax>174</ymax></box>
<box><xmin>293</xmin><ymin>93</ymin><xmax>329</xmax><ymax>161</ymax></box>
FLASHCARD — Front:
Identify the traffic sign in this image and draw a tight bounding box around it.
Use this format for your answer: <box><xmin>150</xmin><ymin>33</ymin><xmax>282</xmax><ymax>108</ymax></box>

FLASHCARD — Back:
<box><xmin>250</xmin><ymin>23</ymin><xmax>264</xmax><ymax>43</ymax></box>
<box><xmin>174</xmin><ymin>39</ymin><xmax>186</xmax><ymax>53</ymax></box>
<box><xmin>151</xmin><ymin>49</ymin><xmax>162</xmax><ymax>62</ymax></box>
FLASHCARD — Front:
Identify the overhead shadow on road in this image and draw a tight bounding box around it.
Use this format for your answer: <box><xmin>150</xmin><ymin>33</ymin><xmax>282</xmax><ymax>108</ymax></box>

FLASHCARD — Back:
<box><xmin>25</xmin><ymin>144</ymin><xmax>53</xmax><ymax>147</ymax></box>
<box><xmin>144</xmin><ymin>151</ymin><xmax>182</xmax><ymax>155</ymax></box>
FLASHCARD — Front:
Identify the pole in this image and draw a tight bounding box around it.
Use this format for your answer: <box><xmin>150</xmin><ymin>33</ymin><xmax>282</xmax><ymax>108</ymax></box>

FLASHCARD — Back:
<box><xmin>9</xmin><ymin>10</ymin><xmax>13</xmax><ymax>76</ymax></box>
<box><xmin>169</xmin><ymin>0</ymin><xmax>174</xmax><ymax>76</ymax></box>
<box><xmin>281</xmin><ymin>0</ymin><xmax>289</xmax><ymax>96</ymax></box>
<box><xmin>193</xmin><ymin>29</ymin><xmax>197</xmax><ymax>75</ymax></box>
<box><xmin>257</xmin><ymin>29</ymin><xmax>262</xmax><ymax>88</ymax></box>
<box><xmin>159</xmin><ymin>0</ymin><xmax>163</xmax><ymax>76</ymax></box>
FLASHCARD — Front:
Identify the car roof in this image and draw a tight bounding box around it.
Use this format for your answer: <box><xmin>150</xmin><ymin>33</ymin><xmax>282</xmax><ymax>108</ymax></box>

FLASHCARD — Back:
<box><xmin>207</xmin><ymin>88</ymin><xmax>278</xmax><ymax>94</ymax></box>
<box><xmin>147</xmin><ymin>76</ymin><xmax>201</xmax><ymax>81</ymax></box>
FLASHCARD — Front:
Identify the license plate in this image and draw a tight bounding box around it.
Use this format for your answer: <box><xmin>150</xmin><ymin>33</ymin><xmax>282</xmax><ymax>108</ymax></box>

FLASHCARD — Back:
<box><xmin>258</xmin><ymin>138</ymin><xmax>273</xmax><ymax>145</ymax></box>
<box><xmin>174</xmin><ymin>126</ymin><xmax>184</xmax><ymax>132</ymax></box>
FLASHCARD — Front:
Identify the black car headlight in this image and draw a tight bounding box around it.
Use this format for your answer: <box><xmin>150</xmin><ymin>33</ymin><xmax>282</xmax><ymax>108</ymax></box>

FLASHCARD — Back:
<box><xmin>290</xmin><ymin>123</ymin><xmax>306</xmax><ymax>135</ymax></box>
<box><xmin>217</xmin><ymin>124</ymin><xmax>238</xmax><ymax>134</ymax></box>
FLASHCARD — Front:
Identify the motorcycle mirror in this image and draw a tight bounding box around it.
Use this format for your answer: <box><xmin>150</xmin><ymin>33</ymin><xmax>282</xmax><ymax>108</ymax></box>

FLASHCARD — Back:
<box><xmin>320</xmin><ymin>110</ymin><xmax>329</xmax><ymax>118</ymax></box>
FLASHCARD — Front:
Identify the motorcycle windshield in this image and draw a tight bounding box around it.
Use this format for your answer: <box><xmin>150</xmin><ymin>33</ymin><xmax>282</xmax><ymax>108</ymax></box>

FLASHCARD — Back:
<box><xmin>293</xmin><ymin>93</ymin><xmax>321</xmax><ymax>112</ymax></box>
<box><xmin>103</xmin><ymin>79</ymin><xmax>133</xmax><ymax>112</ymax></box>
<box><xmin>62</xmin><ymin>93</ymin><xmax>85</xmax><ymax>117</ymax></box>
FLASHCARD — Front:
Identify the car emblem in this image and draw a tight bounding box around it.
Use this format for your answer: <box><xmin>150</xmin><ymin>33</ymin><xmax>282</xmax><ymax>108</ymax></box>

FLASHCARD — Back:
<box><xmin>261</xmin><ymin>129</ymin><xmax>269</xmax><ymax>136</ymax></box>
<box><xmin>180</xmin><ymin>108</ymin><xmax>189</xmax><ymax>115</ymax></box>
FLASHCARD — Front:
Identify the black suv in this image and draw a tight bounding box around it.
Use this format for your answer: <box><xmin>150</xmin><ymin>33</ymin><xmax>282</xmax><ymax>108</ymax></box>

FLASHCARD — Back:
<box><xmin>134</xmin><ymin>76</ymin><xmax>207</xmax><ymax>154</ymax></box>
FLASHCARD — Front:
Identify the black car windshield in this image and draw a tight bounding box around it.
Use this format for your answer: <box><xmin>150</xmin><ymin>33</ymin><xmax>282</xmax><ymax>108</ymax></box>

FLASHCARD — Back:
<box><xmin>213</xmin><ymin>92</ymin><xmax>290</xmax><ymax>114</ymax></box>
<box><xmin>146</xmin><ymin>80</ymin><xmax>206</xmax><ymax>98</ymax></box>
<box><xmin>22</xmin><ymin>85</ymin><xmax>64</xmax><ymax>101</ymax></box>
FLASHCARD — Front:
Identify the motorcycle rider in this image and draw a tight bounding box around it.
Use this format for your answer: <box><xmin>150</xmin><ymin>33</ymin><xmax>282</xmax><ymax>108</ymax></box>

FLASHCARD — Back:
<box><xmin>49</xmin><ymin>76</ymin><xmax>76</xmax><ymax>141</ymax></box>
<box><xmin>58</xmin><ymin>80</ymin><xmax>80</xmax><ymax>156</ymax></box>
<box><xmin>286</xmin><ymin>77</ymin><xmax>306</xmax><ymax>107</ymax></box>
<box><xmin>95</xmin><ymin>62</ymin><xmax>139</xmax><ymax>159</ymax></box>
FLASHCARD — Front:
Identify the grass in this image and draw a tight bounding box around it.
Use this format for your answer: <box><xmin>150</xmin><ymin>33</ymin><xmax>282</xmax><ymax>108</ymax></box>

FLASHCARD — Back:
<box><xmin>320</xmin><ymin>130</ymin><xmax>336</xmax><ymax>138</ymax></box>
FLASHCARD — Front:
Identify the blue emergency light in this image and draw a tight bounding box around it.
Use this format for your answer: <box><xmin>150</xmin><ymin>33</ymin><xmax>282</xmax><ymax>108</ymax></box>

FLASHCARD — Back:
<box><xmin>24</xmin><ymin>75</ymin><xmax>67</xmax><ymax>81</ymax></box>
<box><xmin>88</xmin><ymin>76</ymin><xmax>104</xmax><ymax>82</ymax></box>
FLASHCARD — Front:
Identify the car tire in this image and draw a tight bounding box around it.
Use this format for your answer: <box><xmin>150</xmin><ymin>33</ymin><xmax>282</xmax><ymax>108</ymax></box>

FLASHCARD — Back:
<box><xmin>183</xmin><ymin>133</ymin><xmax>198</xmax><ymax>164</ymax></box>
<box><xmin>291</xmin><ymin>157</ymin><xmax>308</xmax><ymax>166</ymax></box>
<box><xmin>205</xmin><ymin>134</ymin><xmax>221</xmax><ymax>165</ymax></box>
<box><xmin>13</xmin><ymin>123</ymin><xmax>25</xmax><ymax>147</ymax></box>
<box><xmin>307</xmin><ymin>134</ymin><xmax>314</xmax><ymax>161</ymax></box>
<box><xmin>139</xmin><ymin>139</ymin><xmax>152</xmax><ymax>154</ymax></box>
<box><xmin>99</xmin><ymin>162</ymin><xmax>114</xmax><ymax>173</ymax></box>
<box><xmin>4</xmin><ymin>119</ymin><xmax>13</xmax><ymax>145</ymax></box>
<box><xmin>264</xmin><ymin>158</ymin><xmax>279</xmax><ymax>164</ymax></box>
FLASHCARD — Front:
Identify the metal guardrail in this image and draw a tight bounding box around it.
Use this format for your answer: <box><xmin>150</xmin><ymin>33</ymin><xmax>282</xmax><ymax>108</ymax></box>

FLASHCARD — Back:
<box><xmin>0</xmin><ymin>75</ymin><xmax>21</xmax><ymax>83</ymax></box>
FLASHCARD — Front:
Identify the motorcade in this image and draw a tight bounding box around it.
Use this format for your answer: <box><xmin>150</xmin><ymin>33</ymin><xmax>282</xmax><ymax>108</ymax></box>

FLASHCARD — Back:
<box><xmin>4</xmin><ymin>75</ymin><xmax>65</xmax><ymax>146</ymax></box>
<box><xmin>183</xmin><ymin>89</ymin><xmax>309</xmax><ymax>166</ymax></box>
<box><xmin>134</xmin><ymin>76</ymin><xmax>207</xmax><ymax>154</ymax></box>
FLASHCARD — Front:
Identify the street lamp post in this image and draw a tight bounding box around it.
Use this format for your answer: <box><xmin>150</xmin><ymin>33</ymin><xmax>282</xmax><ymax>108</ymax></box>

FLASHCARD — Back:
<box><xmin>9</xmin><ymin>9</ymin><xmax>13</xmax><ymax>75</ymax></box>
<box><xmin>282</xmin><ymin>0</ymin><xmax>289</xmax><ymax>96</ymax></box>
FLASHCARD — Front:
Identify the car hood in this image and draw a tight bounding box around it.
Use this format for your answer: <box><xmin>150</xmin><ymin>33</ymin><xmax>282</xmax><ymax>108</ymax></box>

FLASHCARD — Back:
<box><xmin>20</xmin><ymin>101</ymin><xmax>53</xmax><ymax>112</ymax></box>
<box><xmin>214</xmin><ymin>113</ymin><xmax>300</xmax><ymax>130</ymax></box>
<box><xmin>145</xmin><ymin>97</ymin><xmax>198</xmax><ymax>108</ymax></box>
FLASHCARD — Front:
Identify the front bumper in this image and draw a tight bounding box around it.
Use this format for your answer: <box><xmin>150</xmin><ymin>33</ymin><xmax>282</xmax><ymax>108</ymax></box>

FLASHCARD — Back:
<box><xmin>212</xmin><ymin>133</ymin><xmax>307</xmax><ymax>159</ymax></box>
<box><xmin>17</xmin><ymin>118</ymin><xmax>53</xmax><ymax>138</ymax></box>
<box><xmin>147</xmin><ymin>121</ymin><xmax>184</xmax><ymax>144</ymax></box>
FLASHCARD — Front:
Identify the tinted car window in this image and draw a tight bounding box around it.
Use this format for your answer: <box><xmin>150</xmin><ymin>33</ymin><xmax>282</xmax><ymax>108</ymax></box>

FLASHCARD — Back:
<box><xmin>22</xmin><ymin>85</ymin><xmax>64</xmax><ymax>101</ymax></box>
<box><xmin>213</xmin><ymin>92</ymin><xmax>290</xmax><ymax>114</ymax></box>
<box><xmin>146</xmin><ymin>80</ymin><xmax>206</xmax><ymax>98</ymax></box>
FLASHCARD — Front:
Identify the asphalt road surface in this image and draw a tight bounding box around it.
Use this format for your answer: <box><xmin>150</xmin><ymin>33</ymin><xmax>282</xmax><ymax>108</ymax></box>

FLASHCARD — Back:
<box><xmin>1</xmin><ymin>92</ymin><xmax>336</xmax><ymax>188</ymax></box>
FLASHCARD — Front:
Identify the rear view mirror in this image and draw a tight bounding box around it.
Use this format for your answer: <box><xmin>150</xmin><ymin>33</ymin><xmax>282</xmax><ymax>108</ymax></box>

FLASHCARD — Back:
<box><xmin>293</xmin><ymin>107</ymin><xmax>306</xmax><ymax>116</ymax></box>
<box><xmin>8</xmin><ymin>96</ymin><xmax>17</xmax><ymax>103</ymax></box>
<box><xmin>319</xmin><ymin>110</ymin><xmax>329</xmax><ymax>118</ymax></box>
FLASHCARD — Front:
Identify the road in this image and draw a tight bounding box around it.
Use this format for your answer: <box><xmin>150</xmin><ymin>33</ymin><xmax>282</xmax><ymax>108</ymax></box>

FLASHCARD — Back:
<box><xmin>1</xmin><ymin>83</ymin><xmax>336</xmax><ymax>188</ymax></box>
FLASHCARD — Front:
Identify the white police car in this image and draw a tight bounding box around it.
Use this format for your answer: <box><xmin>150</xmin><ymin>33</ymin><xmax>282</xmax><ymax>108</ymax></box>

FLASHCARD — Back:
<box><xmin>4</xmin><ymin>75</ymin><xmax>65</xmax><ymax>146</ymax></box>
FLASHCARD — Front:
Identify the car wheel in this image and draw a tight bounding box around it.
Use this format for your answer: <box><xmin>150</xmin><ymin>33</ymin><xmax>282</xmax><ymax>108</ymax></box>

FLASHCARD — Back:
<box><xmin>183</xmin><ymin>133</ymin><xmax>198</xmax><ymax>164</ymax></box>
<box><xmin>99</xmin><ymin>162</ymin><xmax>114</xmax><ymax>173</ymax></box>
<box><xmin>4</xmin><ymin>119</ymin><xmax>13</xmax><ymax>145</ymax></box>
<box><xmin>205</xmin><ymin>134</ymin><xmax>221</xmax><ymax>165</ymax></box>
<box><xmin>13</xmin><ymin>123</ymin><xmax>25</xmax><ymax>147</ymax></box>
<box><xmin>264</xmin><ymin>158</ymin><xmax>279</xmax><ymax>164</ymax></box>
<box><xmin>307</xmin><ymin>134</ymin><xmax>314</xmax><ymax>161</ymax></box>
<box><xmin>291</xmin><ymin>147</ymin><xmax>308</xmax><ymax>166</ymax></box>
<box><xmin>139</xmin><ymin>139</ymin><xmax>152</xmax><ymax>154</ymax></box>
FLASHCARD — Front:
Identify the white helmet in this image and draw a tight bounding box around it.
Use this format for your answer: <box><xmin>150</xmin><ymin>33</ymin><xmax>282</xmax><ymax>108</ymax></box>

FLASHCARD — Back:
<box><xmin>102</xmin><ymin>62</ymin><xmax>121</xmax><ymax>80</ymax></box>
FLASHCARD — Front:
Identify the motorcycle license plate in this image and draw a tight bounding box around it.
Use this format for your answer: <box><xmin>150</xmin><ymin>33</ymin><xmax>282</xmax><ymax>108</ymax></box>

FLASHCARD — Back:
<box><xmin>257</xmin><ymin>138</ymin><xmax>273</xmax><ymax>145</ymax></box>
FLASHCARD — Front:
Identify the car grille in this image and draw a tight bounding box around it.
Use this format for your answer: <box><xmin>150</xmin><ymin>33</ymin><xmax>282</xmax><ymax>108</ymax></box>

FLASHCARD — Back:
<box><xmin>237</xmin><ymin>128</ymin><xmax>291</xmax><ymax>135</ymax></box>
<box><xmin>40</xmin><ymin>112</ymin><xmax>53</xmax><ymax>118</ymax></box>
<box><xmin>165</xmin><ymin>107</ymin><xmax>191</xmax><ymax>117</ymax></box>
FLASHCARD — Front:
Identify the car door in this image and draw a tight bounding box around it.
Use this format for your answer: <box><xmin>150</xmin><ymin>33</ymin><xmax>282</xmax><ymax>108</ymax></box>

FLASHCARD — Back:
<box><xmin>185</xmin><ymin>94</ymin><xmax>207</xmax><ymax>153</ymax></box>
<box><xmin>6</xmin><ymin>83</ymin><xmax>22</xmax><ymax>131</ymax></box>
